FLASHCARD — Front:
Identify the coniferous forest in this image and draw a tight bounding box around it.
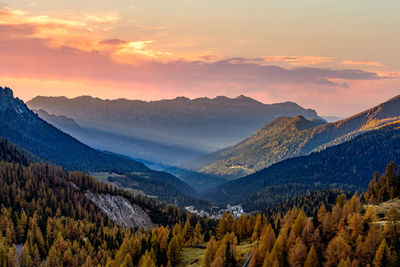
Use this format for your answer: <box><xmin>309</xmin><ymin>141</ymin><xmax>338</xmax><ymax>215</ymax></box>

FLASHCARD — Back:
<box><xmin>1</xmin><ymin>0</ymin><xmax>399</xmax><ymax>264</ymax></box>
<box><xmin>0</xmin><ymin>125</ymin><xmax>400</xmax><ymax>266</ymax></box>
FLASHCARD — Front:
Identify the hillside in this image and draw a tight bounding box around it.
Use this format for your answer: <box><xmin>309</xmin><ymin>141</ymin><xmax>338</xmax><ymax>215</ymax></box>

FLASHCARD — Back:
<box><xmin>188</xmin><ymin>116</ymin><xmax>325</xmax><ymax>178</ymax></box>
<box><xmin>206</xmin><ymin>122</ymin><xmax>400</xmax><ymax>208</ymax></box>
<box><xmin>192</xmin><ymin>95</ymin><xmax>400</xmax><ymax>178</ymax></box>
<box><xmin>0</xmin><ymin>87</ymin><xmax>148</xmax><ymax>173</ymax></box>
<box><xmin>34</xmin><ymin>109</ymin><xmax>94</xmax><ymax>142</ymax></box>
<box><xmin>27</xmin><ymin>95</ymin><xmax>322</xmax><ymax>165</ymax></box>
<box><xmin>0</xmin><ymin>131</ymin><xmax>217</xmax><ymax>266</ymax></box>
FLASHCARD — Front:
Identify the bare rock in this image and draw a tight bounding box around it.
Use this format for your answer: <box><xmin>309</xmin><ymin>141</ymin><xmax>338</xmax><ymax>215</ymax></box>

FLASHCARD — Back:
<box><xmin>85</xmin><ymin>191</ymin><xmax>153</xmax><ymax>228</ymax></box>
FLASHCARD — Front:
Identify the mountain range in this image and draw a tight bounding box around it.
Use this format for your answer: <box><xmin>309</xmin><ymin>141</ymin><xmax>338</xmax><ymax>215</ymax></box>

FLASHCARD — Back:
<box><xmin>207</xmin><ymin>121</ymin><xmax>400</xmax><ymax>210</ymax></box>
<box><xmin>188</xmin><ymin>95</ymin><xmax>400</xmax><ymax>178</ymax></box>
<box><xmin>27</xmin><ymin>95</ymin><xmax>322</xmax><ymax>165</ymax></box>
<box><xmin>0</xmin><ymin>86</ymin><xmax>199</xmax><ymax>204</ymax></box>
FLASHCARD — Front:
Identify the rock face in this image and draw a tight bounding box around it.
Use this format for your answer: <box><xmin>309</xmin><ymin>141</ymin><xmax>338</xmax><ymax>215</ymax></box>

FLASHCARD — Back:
<box><xmin>85</xmin><ymin>191</ymin><xmax>153</xmax><ymax>229</ymax></box>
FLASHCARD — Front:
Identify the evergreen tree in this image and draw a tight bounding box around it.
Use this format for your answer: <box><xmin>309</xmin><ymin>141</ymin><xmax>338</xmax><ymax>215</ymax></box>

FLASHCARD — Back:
<box><xmin>182</xmin><ymin>219</ymin><xmax>194</xmax><ymax>245</ymax></box>
<box><xmin>288</xmin><ymin>237</ymin><xmax>307</xmax><ymax>267</ymax></box>
<box><xmin>373</xmin><ymin>239</ymin><xmax>395</xmax><ymax>267</ymax></box>
<box><xmin>167</xmin><ymin>236</ymin><xmax>181</xmax><ymax>266</ymax></box>
<box><xmin>304</xmin><ymin>245</ymin><xmax>319</xmax><ymax>267</ymax></box>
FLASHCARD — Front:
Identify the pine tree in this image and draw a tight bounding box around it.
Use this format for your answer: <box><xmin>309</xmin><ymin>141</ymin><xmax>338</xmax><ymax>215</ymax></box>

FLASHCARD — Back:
<box><xmin>203</xmin><ymin>237</ymin><xmax>217</xmax><ymax>267</ymax></box>
<box><xmin>7</xmin><ymin>245</ymin><xmax>17</xmax><ymax>267</ymax></box>
<box><xmin>212</xmin><ymin>254</ymin><xmax>224</xmax><ymax>267</ymax></box>
<box><xmin>269</xmin><ymin>235</ymin><xmax>284</xmax><ymax>266</ymax></box>
<box><xmin>167</xmin><ymin>236</ymin><xmax>181</xmax><ymax>266</ymax></box>
<box><xmin>373</xmin><ymin>239</ymin><xmax>395</xmax><ymax>267</ymax></box>
<box><xmin>288</xmin><ymin>237</ymin><xmax>307</xmax><ymax>267</ymax></box>
<box><xmin>138</xmin><ymin>250</ymin><xmax>156</xmax><ymax>267</ymax></box>
<box><xmin>304</xmin><ymin>245</ymin><xmax>319</xmax><ymax>267</ymax></box>
<box><xmin>250</xmin><ymin>224</ymin><xmax>276</xmax><ymax>267</ymax></box>
<box><xmin>217</xmin><ymin>213</ymin><xmax>230</xmax><ymax>240</ymax></box>
<box><xmin>17</xmin><ymin>210</ymin><xmax>27</xmax><ymax>243</ymax></box>
<box><xmin>194</xmin><ymin>221</ymin><xmax>204</xmax><ymax>245</ymax></box>
<box><xmin>121</xmin><ymin>253</ymin><xmax>134</xmax><ymax>267</ymax></box>
<box><xmin>291</xmin><ymin>210</ymin><xmax>307</xmax><ymax>238</ymax></box>
<box><xmin>324</xmin><ymin>235</ymin><xmax>352</xmax><ymax>267</ymax></box>
<box><xmin>224</xmin><ymin>241</ymin><xmax>235</xmax><ymax>267</ymax></box>
<box><xmin>252</xmin><ymin>214</ymin><xmax>264</xmax><ymax>240</ymax></box>
<box><xmin>182</xmin><ymin>219</ymin><xmax>194</xmax><ymax>245</ymax></box>
<box><xmin>20</xmin><ymin>244</ymin><xmax>33</xmax><ymax>267</ymax></box>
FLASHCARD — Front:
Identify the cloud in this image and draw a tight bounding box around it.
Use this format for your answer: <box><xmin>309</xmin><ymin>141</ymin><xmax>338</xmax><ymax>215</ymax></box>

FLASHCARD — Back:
<box><xmin>341</xmin><ymin>60</ymin><xmax>383</xmax><ymax>67</ymax></box>
<box><xmin>99</xmin><ymin>38</ymin><xmax>126</xmax><ymax>45</ymax></box>
<box><xmin>0</xmin><ymin>6</ymin><xmax>168</xmax><ymax>57</ymax></box>
<box><xmin>1</xmin><ymin>5</ymin><xmax>399</xmax><ymax>118</ymax></box>
<box><xmin>0</xmin><ymin>6</ymin><xmax>385</xmax><ymax>89</ymax></box>
<box><xmin>262</xmin><ymin>56</ymin><xmax>334</xmax><ymax>66</ymax></box>
<box><xmin>376</xmin><ymin>72</ymin><xmax>400</xmax><ymax>78</ymax></box>
<box><xmin>198</xmin><ymin>54</ymin><xmax>220</xmax><ymax>61</ymax></box>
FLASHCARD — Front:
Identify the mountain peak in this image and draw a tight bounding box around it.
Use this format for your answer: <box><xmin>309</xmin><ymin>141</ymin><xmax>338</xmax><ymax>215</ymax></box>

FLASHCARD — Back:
<box><xmin>0</xmin><ymin>86</ymin><xmax>31</xmax><ymax>116</ymax></box>
<box><xmin>0</xmin><ymin>86</ymin><xmax>14</xmax><ymax>98</ymax></box>
<box><xmin>173</xmin><ymin>96</ymin><xmax>190</xmax><ymax>101</ymax></box>
<box><xmin>235</xmin><ymin>94</ymin><xmax>252</xmax><ymax>100</ymax></box>
<box><xmin>291</xmin><ymin>115</ymin><xmax>325</xmax><ymax>130</ymax></box>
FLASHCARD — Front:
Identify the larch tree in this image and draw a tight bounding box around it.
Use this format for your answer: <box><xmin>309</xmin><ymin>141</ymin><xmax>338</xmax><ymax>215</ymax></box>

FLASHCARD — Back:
<box><xmin>304</xmin><ymin>245</ymin><xmax>319</xmax><ymax>267</ymax></box>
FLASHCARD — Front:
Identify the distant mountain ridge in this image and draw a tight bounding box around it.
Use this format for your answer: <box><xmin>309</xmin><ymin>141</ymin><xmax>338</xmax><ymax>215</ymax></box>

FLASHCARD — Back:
<box><xmin>0</xmin><ymin>87</ymin><xmax>148</xmax><ymax>172</ymax></box>
<box><xmin>189</xmin><ymin>95</ymin><xmax>400</xmax><ymax>178</ymax></box>
<box><xmin>0</xmin><ymin>86</ymin><xmax>198</xmax><ymax>202</ymax></box>
<box><xmin>27</xmin><ymin>94</ymin><xmax>323</xmax><ymax>165</ymax></box>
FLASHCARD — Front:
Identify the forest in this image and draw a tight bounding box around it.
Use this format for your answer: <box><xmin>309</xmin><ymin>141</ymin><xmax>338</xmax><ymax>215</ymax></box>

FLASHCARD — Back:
<box><xmin>0</xmin><ymin>101</ymin><xmax>400</xmax><ymax>266</ymax></box>
<box><xmin>0</xmin><ymin>133</ymin><xmax>399</xmax><ymax>266</ymax></box>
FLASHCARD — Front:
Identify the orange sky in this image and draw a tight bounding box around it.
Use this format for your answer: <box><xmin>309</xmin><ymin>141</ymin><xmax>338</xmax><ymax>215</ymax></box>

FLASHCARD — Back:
<box><xmin>0</xmin><ymin>1</ymin><xmax>399</xmax><ymax>116</ymax></box>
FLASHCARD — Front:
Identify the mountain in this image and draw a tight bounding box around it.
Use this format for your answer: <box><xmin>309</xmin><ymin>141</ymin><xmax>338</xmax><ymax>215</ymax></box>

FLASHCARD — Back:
<box><xmin>0</xmin><ymin>87</ymin><xmax>149</xmax><ymax>173</ymax></box>
<box><xmin>206</xmin><ymin>122</ymin><xmax>400</xmax><ymax>210</ymax></box>
<box><xmin>0</xmin><ymin>132</ymin><xmax>186</xmax><ymax>228</ymax></box>
<box><xmin>30</xmin><ymin>109</ymin><xmax>226</xmax><ymax>194</ymax></box>
<box><xmin>27</xmin><ymin>95</ymin><xmax>322</xmax><ymax>165</ymax></box>
<box><xmin>34</xmin><ymin>109</ymin><xmax>93</xmax><ymax>141</ymax></box>
<box><xmin>187</xmin><ymin>116</ymin><xmax>326</xmax><ymax>178</ymax></box>
<box><xmin>191</xmin><ymin>95</ymin><xmax>400</xmax><ymax>178</ymax></box>
<box><xmin>0</xmin><ymin>86</ymin><xmax>198</xmax><ymax>202</ymax></box>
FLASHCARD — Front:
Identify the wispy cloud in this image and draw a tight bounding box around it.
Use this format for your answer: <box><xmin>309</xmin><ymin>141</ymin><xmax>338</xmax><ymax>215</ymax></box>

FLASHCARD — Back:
<box><xmin>0</xmin><ymin>6</ymin><xmax>388</xmax><ymax>91</ymax></box>
<box><xmin>341</xmin><ymin>60</ymin><xmax>383</xmax><ymax>67</ymax></box>
<box><xmin>262</xmin><ymin>56</ymin><xmax>334</xmax><ymax>66</ymax></box>
<box><xmin>0</xmin><ymin>6</ymin><xmax>169</xmax><ymax>59</ymax></box>
<box><xmin>1</xmin><ymin>6</ymin><xmax>399</xmax><ymax>117</ymax></box>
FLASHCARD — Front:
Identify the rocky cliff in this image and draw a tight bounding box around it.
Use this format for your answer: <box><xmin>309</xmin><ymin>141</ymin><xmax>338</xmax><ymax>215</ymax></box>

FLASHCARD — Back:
<box><xmin>85</xmin><ymin>191</ymin><xmax>154</xmax><ymax>229</ymax></box>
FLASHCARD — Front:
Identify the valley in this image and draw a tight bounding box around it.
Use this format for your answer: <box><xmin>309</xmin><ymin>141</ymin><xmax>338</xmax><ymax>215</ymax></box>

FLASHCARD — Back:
<box><xmin>1</xmin><ymin>1</ymin><xmax>398</xmax><ymax>266</ymax></box>
<box><xmin>1</xmin><ymin>86</ymin><xmax>400</xmax><ymax>267</ymax></box>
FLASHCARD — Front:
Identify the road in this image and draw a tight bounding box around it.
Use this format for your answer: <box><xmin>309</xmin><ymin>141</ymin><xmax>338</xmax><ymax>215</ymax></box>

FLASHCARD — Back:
<box><xmin>242</xmin><ymin>253</ymin><xmax>253</xmax><ymax>267</ymax></box>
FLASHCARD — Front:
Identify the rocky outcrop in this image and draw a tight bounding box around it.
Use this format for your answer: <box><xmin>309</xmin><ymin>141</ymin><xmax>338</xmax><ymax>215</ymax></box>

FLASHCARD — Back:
<box><xmin>85</xmin><ymin>191</ymin><xmax>153</xmax><ymax>229</ymax></box>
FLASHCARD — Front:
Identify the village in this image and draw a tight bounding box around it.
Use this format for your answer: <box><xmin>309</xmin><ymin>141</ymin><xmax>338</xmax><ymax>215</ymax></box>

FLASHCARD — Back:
<box><xmin>185</xmin><ymin>204</ymin><xmax>248</xmax><ymax>220</ymax></box>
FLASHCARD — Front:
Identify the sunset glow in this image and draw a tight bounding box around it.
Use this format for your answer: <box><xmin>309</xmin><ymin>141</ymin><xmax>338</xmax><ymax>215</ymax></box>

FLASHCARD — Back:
<box><xmin>1</xmin><ymin>0</ymin><xmax>399</xmax><ymax>116</ymax></box>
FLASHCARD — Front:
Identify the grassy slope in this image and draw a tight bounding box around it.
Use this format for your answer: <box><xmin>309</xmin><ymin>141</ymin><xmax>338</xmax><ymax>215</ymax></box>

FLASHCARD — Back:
<box><xmin>178</xmin><ymin>240</ymin><xmax>257</xmax><ymax>267</ymax></box>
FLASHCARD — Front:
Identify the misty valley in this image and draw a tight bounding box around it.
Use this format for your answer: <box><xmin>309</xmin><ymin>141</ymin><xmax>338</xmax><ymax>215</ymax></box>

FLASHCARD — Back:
<box><xmin>0</xmin><ymin>85</ymin><xmax>399</xmax><ymax>266</ymax></box>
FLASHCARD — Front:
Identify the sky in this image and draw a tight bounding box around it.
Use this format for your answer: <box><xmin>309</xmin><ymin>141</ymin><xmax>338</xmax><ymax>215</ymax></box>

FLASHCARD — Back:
<box><xmin>0</xmin><ymin>0</ymin><xmax>399</xmax><ymax>116</ymax></box>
